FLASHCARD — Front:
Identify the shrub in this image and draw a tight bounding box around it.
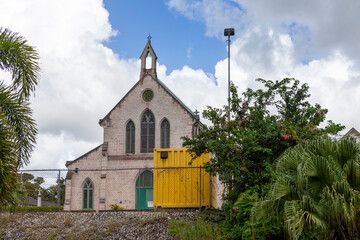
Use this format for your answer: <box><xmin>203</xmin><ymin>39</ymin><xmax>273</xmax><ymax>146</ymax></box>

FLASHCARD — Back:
<box><xmin>110</xmin><ymin>204</ymin><xmax>124</xmax><ymax>211</ymax></box>
<box><xmin>0</xmin><ymin>206</ymin><xmax>62</xmax><ymax>212</ymax></box>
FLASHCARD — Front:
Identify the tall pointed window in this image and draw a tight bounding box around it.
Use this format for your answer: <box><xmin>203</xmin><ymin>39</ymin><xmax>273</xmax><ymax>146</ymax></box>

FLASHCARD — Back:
<box><xmin>126</xmin><ymin>121</ymin><xmax>135</xmax><ymax>153</ymax></box>
<box><xmin>161</xmin><ymin>119</ymin><xmax>170</xmax><ymax>148</ymax></box>
<box><xmin>141</xmin><ymin>110</ymin><xmax>155</xmax><ymax>153</ymax></box>
<box><xmin>83</xmin><ymin>179</ymin><xmax>93</xmax><ymax>210</ymax></box>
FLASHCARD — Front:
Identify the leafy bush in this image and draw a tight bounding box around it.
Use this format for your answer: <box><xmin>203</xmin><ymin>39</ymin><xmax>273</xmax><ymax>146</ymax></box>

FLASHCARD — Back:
<box><xmin>222</xmin><ymin>189</ymin><xmax>283</xmax><ymax>239</ymax></box>
<box><xmin>253</xmin><ymin>137</ymin><xmax>360</xmax><ymax>239</ymax></box>
<box><xmin>0</xmin><ymin>206</ymin><xmax>62</xmax><ymax>212</ymax></box>
<box><xmin>110</xmin><ymin>204</ymin><xmax>125</xmax><ymax>210</ymax></box>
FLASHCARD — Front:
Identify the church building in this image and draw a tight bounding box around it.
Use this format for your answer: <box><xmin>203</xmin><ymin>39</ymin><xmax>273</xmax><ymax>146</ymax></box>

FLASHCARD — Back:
<box><xmin>64</xmin><ymin>39</ymin><xmax>201</xmax><ymax>211</ymax></box>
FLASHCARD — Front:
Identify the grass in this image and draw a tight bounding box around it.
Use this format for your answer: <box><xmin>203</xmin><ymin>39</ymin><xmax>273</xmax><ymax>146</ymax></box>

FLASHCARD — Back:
<box><xmin>168</xmin><ymin>217</ymin><xmax>222</xmax><ymax>240</ymax></box>
<box><xmin>64</xmin><ymin>214</ymin><xmax>72</xmax><ymax>227</ymax></box>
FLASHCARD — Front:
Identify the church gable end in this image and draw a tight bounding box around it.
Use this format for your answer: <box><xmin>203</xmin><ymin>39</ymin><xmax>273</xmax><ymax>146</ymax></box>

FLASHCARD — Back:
<box><xmin>65</xmin><ymin>38</ymin><xmax>202</xmax><ymax>211</ymax></box>
<box><xmin>97</xmin><ymin>39</ymin><xmax>199</xmax><ymax>156</ymax></box>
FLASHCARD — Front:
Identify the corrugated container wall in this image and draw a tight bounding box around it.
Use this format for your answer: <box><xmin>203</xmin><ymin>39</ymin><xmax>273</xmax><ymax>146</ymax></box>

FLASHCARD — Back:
<box><xmin>153</xmin><ymin>148</ymin><xmax>211</xmax><ymax>208</ymax></box>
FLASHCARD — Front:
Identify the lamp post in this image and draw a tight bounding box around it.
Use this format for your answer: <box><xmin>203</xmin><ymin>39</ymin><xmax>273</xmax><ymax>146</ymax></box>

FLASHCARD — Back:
<box><xmin>224</xmin><ymin>28</ymin><xmax>235</xmax><ymax>123</ymax></box>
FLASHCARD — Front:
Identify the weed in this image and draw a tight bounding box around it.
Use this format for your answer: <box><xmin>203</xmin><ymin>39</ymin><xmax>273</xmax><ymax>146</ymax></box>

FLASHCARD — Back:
<box><xmin>47</xmin><ymin>231</ymin><xmax>56</xmax><ymax>240</ymax></box>
<box><xmin>17</xmin><ymin>226</ymin><xmax>27</xmax><ymax>232</ymax></box>
<box><xmin>64</xmin><ymin>214</ymin><xmax>72</xmax><ymax>227</ymax></box>
<box><xmin>0</xmin><ymin>229</ymin><xmax>6</xmax><ymax>239</ymax></box>
<box><xmin>0</xmin><ymin>215</ymin><xmax>10</xmax><ymax>230</ymax></box>
<box><xmin>168</xmin><ymin>218</ymin><xmax>222</xmax><ymax>240</ymax></box>
<box><xmin>110</xmin><ymin>204</ymin><xmax>125</xmax><ymax>210</ymax></box>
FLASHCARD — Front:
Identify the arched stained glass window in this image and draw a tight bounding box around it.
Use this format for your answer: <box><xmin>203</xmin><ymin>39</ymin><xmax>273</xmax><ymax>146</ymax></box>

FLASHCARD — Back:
<box><xmin>83</xmin><ymin>179</ymin><xmax>93</xmax><ymax>210</ymax></box>
<box><xmin>161</xmin><ymin>119</ymin><xmax>170</xmax><ymax>148</ymax></box>
<box><xmin>126</xmin><ymin>121</ymin><xmax>135</xmax><ymax>153</ymax></box>
<box><xmin>141</xmin><ymin>110</ymin><xmax>155</xmax><ymax>153</ymax></box>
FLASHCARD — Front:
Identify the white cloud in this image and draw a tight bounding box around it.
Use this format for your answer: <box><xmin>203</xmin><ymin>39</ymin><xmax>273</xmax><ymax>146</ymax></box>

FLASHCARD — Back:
<box><xmin>158</xmin><ymin>64</ymin><xmax>224</xmax><ymax>117</ymax></box>
<box><xmin>186</xmin><ymin>47</ymin><xmax>192</xmax><ymax>60</ymax></box>
<box><xmin>167</xmin><ymin>0</ymin><xmax>246</xmax><ymax>38</ymax></box>
<box><xmin>1</xmin><ymin>0</ymin><xmax>359</xmax><ymax>171</ymax></box>
<box><xmin>25</xmin><ymin>132</ymin><xmax>95</xmax><ymax>170</ymax></box>
<box><xmin>168</xmin><ymin>0</ymin><xmax>360</xmax><ymax>133</ymax></box>
<box><xmin>0</xmin><ymin>0</ymin><xmax>139</xmax><ymax>169</ymax></box>
<box><xmin>213</xmin><ymin>28</ymin><xmax>360</xmax><ymax>133</ymax></box>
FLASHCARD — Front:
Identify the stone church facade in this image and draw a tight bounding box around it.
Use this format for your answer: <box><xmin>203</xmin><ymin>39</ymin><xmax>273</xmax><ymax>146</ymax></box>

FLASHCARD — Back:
<box><xmin>64</xmin><ymin>39</ymin><xmax>201</xmax><ymax>211</ymax></box>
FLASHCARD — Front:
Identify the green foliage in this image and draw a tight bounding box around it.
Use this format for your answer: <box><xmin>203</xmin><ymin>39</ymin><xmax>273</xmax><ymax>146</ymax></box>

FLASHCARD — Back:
<box><xmin>0</xmin><ymin>206</ymin><xmax>62</xmax><ymax>212</ymax></box>
<box><xmin>221</xmin><ymin>188</ymin><xmax>283</xmax><ymax>239</ymax></box>
<box><xmin>182</xmin><ymin>78</ymin><xmax>344</xmax><ymax>238</ymax></box>
<box><xmin>17</xmin><ymin>173</ymin><xmax>65</xmax><ymax>206</ymax></box>
<box><xmin>253</xmin><ymin>137</ymin><xmax>360</xmax><ymax>239</ymax></box>
<box><xmin>183</xmin><ymin>78</ymin><xmax>344</xmax><ymax>201</ymax></box>
<box><xmin>110</xmin><ymin>204</ymin><xmax>125</xmax><ymax>210</ymax></box>
<box><xmin>168</xmin><ymin>218</ymin><xmax>222</xmax><ymax>240</ymax></box>
<box><xmin>42</xmin><ymin>177</ymin><xmax>66</xmax><ymax>205</ymax></box>
<box><xmin>0</xmin><ymin>27</ymin><xmax>40</xmax><ymax>206</ymax></box>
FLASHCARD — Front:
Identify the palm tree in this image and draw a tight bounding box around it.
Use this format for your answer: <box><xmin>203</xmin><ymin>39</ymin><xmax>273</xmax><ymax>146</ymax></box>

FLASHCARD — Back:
<box><xmin>252</xmin><ymin>137</ymin><xmax>360</xmax><ymax>239</ymax></box>
<box><xmin>0</xmin><ymin>27</ymin><xmax>40</xmax><ymax>205</ymax></box>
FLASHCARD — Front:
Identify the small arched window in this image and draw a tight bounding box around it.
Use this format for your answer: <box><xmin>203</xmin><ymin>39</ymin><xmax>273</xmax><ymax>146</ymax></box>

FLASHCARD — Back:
<box><xmin>83</xmin><ymin>179</ymin><xmax>93</xmax><ymax>210</ymax></box>
<box><xmin>141</xmin><ymin>110</ymin><xmax>155</xmax><ymax>153</ymax></box>
<box><xmin>136</xmin><ymin>170</ymin><xmax>154</xmax><ymax>188</ymax></box>
<box><xmin>126</xmin><ymin>121</ymin><xmax>135</xmax><ymax>153</ymax></box>
<box><xmin>161</xmin><ymin>119</ymin><xmax>170</xmax><ymax>148</ymax></box>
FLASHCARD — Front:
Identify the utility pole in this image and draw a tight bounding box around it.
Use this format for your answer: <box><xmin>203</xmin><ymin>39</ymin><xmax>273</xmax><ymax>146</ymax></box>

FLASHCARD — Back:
<box><xmin>224</xmin><ymin>28</ymin><xmax>235</xmax><ymax>123</ymax></box>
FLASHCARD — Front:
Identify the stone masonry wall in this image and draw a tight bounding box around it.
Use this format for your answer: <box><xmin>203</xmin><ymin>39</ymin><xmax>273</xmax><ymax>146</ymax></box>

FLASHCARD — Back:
<box><xmin>64</xmin><ymin>146</ymin><xmax>102</xmax><ymax>211</ymax></box>
<box><xmin>103</xmin><ymin>74</ymin><xmax>194</xmax><ymax>156</ymax></box>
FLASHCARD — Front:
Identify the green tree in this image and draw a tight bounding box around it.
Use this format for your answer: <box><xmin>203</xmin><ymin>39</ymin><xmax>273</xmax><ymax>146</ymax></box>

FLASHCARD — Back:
<box><xmin>253</xmin><ymin>137</ymin><xmax>360</xmax><ymax>239</ymax></box>
<box><xmin>0</xmin><ymin>27</ymin><xmax>40</xmax><ymax>205</ymax></box>
<box><xmin>183</xmin><ymin>78</ymin><xmax>343</xmax><ymax>201</ymax></box>
<box><xmin>18</xmin><ymin>173</ymin><xmax>44</xmax><ymax>202</ymax></box>
<box><xmin>182</xmin><ymin>78</ymin><xmax>344</xmax><ymax>239</ymax></box>
<box><xmin>43</xmin><ymin>177</ymin><xmax>65</xmax><ymax>205</ymax></box>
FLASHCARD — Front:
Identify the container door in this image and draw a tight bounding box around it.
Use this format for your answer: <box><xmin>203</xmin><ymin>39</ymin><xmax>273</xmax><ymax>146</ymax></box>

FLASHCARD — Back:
<box><xmin>135</xmin><ymin>171</ymin><xmax>153</xmax><ymax>209</ymax></box>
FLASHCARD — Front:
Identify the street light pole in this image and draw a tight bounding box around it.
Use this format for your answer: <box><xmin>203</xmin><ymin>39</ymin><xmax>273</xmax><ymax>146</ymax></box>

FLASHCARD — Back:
<box><xmin>224</xmin><ymin>28</ymin><xmax>235</xmax><ymax>123</ymax></box>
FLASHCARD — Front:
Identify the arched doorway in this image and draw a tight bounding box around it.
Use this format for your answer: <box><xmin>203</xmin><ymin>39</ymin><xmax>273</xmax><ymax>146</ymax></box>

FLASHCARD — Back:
<box><xmin>135</xmin><ymin>170</ymin><xmax>153</xmax><ymax>209</ymax></box>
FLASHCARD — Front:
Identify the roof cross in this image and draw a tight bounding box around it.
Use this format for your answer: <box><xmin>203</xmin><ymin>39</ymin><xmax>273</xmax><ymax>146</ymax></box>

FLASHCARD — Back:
<box><xmin>147</xmin><ymin>34</ymin><xmax>152</xmax><ymax>41</ymax></box>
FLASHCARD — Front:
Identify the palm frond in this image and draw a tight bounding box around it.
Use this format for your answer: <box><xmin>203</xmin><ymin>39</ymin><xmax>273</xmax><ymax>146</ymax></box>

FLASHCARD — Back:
<box><xmin>0</xmin><ymin>83</ymin><xmax>37</xmax><ymax>166</ymax></box>
<box><xmin>0</xmin><ymin>27</ymin><xmax>40</xmax><ymax>99</ymax></box>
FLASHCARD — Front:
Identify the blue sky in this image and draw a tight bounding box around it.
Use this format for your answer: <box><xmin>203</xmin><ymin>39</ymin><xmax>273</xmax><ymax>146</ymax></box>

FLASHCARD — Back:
<box><xmin>103</xmin><ymin>0</ymin><xmax>226</xmax><ymax>74</ymax></box>
<box><xmin>0</xmin><ymin>0</ymin><xmax>359</xmax><ymax>169</ymax></box>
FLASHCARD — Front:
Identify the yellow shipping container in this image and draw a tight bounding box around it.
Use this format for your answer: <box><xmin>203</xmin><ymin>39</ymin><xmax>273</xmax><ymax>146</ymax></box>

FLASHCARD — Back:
<box><xmin>153</xmin><ymin>148</ymin><xmax>211</xmax><ymax>208</ymax></box>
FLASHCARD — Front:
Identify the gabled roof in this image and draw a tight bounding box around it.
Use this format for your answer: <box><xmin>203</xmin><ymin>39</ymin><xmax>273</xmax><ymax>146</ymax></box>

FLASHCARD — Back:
<box><xmin>98</xmin><ymin>74</ymin><xmax>199</xmax><ymax>125</ymax></box>
<box><xmin>343</xmin><ymin>127</ymin><xmax>360</xmax><ymax>137</ymax></box>
<box><xmin>99</xmin><ymin>40</ymin><xmax>199</xmax><ymax>125</ymax></box>
<box><xmin>65</xmin><ymin>144</ymin><xmax>102</xmax><ymax>167</ymax></box>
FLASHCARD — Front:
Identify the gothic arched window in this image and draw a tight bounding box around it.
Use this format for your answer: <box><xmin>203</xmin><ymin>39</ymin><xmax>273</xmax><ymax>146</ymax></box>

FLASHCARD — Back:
<box><xmin>83</xmin><ymin>179</ymin><xmax>93</xmax><ymax>210</ymax></box>
<box><xmin>126</xmin><ymin>121</ymin><xmax>135</xmax><ymax>153</ymax></box>
<box><xmin>161</xmin><ymin>119</ymin><xmax>170</xmax><ymax>148</ymax></box>
<box><xmin>141</xmin><ymin>110</ymin><xmax>155</xmax><ymax>153</ymax></box>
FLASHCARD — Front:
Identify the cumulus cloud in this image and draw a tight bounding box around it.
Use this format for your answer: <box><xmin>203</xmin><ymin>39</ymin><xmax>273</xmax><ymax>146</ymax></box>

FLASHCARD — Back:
<box><xmin>167</xmin><ymin>0</ymin><xmax>246</xmax><ymax>38</ymax></box>
<box><xmin>213</xmin><ymin>28</ymin><xmax>360</xmax><ymax>132</ymax></box>
<box><xmin>168</xmin><ymin>0</ymin><xmax>360</xmax><ymax>133</ymax></box>
<box><xmin>0</xmin><ymin>0</ymin><xmax>140</xmax><ymax>168</ymax></box>
<box><xmin>1</xmin><ymin>0</ymin><xmax>359</xmax><ymax>170</ymax></box>
<box><xmin>239</xmin><ymin>0</ymin><xmax>360</xmax><ymax>60</ymax></box>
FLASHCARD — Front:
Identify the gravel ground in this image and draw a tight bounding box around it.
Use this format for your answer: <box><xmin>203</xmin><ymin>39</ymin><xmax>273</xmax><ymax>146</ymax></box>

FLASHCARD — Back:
<box><xmin>0</xmin><ymin>210</ymin><xmax>201</xmax><ymax>240</ymax></box>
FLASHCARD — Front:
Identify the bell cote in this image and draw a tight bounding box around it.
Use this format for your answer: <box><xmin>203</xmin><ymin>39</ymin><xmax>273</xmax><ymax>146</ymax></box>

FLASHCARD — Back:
<box><xmin>140</xmin><ymin>37</ymin><xmax>158</xmax><ymax>79</ymax></box>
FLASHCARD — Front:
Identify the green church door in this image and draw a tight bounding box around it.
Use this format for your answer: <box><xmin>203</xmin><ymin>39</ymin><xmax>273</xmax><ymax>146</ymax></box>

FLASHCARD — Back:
<box><xmin>136</xmin><ymin>171</ymin><xmax>153</xmax><ymax>209</ymax></box>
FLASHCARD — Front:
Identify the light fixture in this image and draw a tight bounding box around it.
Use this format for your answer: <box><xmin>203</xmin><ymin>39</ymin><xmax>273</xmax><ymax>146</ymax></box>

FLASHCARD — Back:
<box><xmin>224</xmin><ymin>28</ymin><xmax>235</xmax><ymax>123</ymax></box>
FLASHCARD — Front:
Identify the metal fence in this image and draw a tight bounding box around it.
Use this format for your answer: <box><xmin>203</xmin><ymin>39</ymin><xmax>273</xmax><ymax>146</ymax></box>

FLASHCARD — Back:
<box><xmin>18</xmin><ymin>166</ymin><xmax>211</xmax><ymax>211</ymax></box>
<box><xmin>18</xmin><ymin>169</ymin><xmax>68</xmax><ymax>211</ymax></box>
